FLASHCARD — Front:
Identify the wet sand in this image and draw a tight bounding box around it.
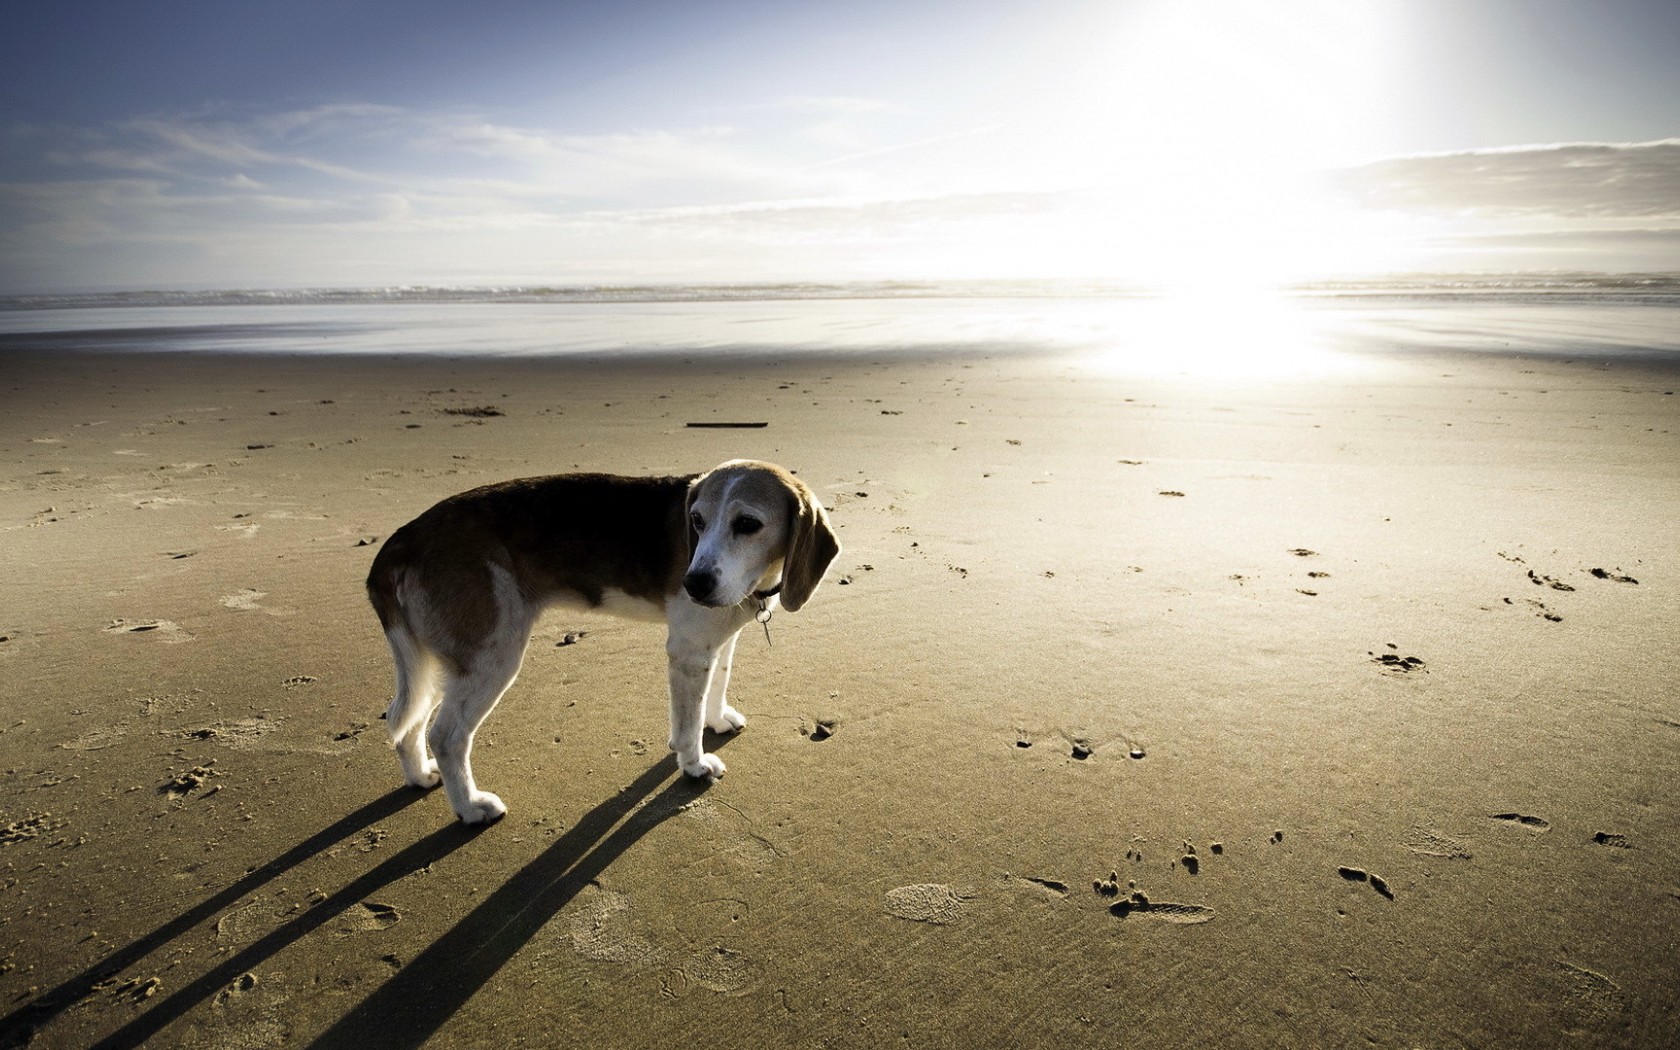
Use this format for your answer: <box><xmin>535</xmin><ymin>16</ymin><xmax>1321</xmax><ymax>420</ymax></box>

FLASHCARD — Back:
<box><xmin>1</xmin><ymin>341</ymin><xmax>1677</xmax><ymax>1048</ymax></box>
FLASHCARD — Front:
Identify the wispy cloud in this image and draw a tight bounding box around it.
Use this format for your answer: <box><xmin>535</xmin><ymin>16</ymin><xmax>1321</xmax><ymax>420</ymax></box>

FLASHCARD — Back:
<box><xmin>414</xmin><ymin>118</ymin><xmax>794</xmax><ymax>205</ymax></box>
<box><xmin>5</xmin><ymin>99</ymin><xmax>1679</xmax><ymax>291</ymax></box>
<box><xmin>1336</xmin><ymin>139</ymin><xmax>1680</xmax><ymax>220</ymax></box>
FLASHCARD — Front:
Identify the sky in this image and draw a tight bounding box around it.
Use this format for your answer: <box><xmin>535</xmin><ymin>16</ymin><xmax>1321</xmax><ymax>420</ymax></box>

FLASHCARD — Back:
<box><xmin>2</xmin><ymin>0</ymin><xmax>1678</xmax><ymax>293</ymax></box>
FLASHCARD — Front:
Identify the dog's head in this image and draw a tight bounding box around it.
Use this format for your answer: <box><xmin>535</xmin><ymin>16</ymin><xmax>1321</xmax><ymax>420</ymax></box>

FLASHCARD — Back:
<box><xmin>683</xmin><ymin>460</ymin><xmax>839</xmax><ymax>612</ymax></box>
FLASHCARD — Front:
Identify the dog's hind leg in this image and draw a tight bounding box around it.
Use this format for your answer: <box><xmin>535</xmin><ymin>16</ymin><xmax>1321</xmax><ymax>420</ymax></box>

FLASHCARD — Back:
<box><xmin>429</xmin><ymin>645</ymin><xmax>526</xmax><ymax>824</ymax></box>
<box><xmin>384</xmin><ymin>625</ymin><xmax>442</xmax><ymax>789</ymax></box>
<box><xmin>427</xmin><ymin>567</ymin><xmax>533</xmax><ymax>824</ymax></box>
<box><xmin>703</xmin><ymin>629</ymin><xmax>747</xmax><ymax>734</ymax></box>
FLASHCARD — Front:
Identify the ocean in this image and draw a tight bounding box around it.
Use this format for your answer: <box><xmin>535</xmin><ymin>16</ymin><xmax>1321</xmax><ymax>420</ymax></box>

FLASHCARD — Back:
<box><xmin>3</xmin><ymin>276</ymin><xmax>1679</xmax><ymax>373</ymax></box>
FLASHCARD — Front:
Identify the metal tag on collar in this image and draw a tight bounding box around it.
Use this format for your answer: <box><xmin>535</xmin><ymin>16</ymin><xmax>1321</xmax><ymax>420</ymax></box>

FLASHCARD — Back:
<box><xmin>755</xmin><ymin>599</ymin><xmax>773</xmax><ymax>646</ymax></box>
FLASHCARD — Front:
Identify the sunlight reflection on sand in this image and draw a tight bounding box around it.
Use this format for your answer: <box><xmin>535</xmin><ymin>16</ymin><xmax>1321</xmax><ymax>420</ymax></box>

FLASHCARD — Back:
<box><xmin>1074</xmin><ymin>289</ymin><xmax>1358</xmax><ymax>380</ymax></box>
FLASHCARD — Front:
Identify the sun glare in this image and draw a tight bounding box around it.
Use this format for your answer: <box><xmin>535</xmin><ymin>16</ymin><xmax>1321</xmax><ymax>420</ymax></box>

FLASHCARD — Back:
<box><xmin>1079</xmin><ymin>288</ymin><xmax>1350</xmax><ymax>380</ymax></box>
<box><xmin>1030</xmin><ymin>0</ymin><xmax>1404</xmax><ymax>292</ymax></box>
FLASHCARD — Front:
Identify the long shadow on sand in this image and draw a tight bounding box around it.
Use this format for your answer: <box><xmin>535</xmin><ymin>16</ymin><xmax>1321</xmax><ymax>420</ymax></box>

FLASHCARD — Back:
<box><xmin>304</xmin><ymin>753</ymin><xmax>712</xmax><ymax>1049</ymax></box>
<box><xmin>0</xmin><ymin>787</ymin><xmax>430</xmax><ymax>1049</ymax></box>
<box><xmin>9</xmin><ymin>750</ymin><xmax>712</xmax><ymax>1049</ymax></box>
<box><xmin>73</xmin><ymin>751</ymin><xmax>710</xmax><ymax>1050</ymax></box>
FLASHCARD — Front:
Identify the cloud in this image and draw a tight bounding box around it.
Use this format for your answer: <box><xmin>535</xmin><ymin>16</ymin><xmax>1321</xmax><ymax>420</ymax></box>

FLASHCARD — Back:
<box><xmin>758</xmin><ymin>96</ymin><xmax>894</xmax><ymax>115</ymax></box>
<box><xmin>123</xmin><ymin>115</ymin><xmax>391</xmax><ymax>183</ymax></box>
<box><xmin>1335</xmin><ymin>139</ymin><xmax>1680</xmax><ymax>220</ymax></box>
<box><xmin>8</xmin><ymin>102</ymin><xmax>1679</xmax><ymax>291</ymax></box>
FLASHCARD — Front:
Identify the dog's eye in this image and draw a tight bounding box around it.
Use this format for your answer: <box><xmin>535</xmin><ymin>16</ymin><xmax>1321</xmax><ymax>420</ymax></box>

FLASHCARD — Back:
<box><xmin>690</xmin><ymin>512</ymin><xmax>705</xmax><ymax>532</ymax></box>
<box><xmin>732</xmin><ymin>516</ymin><xmax>762</xmax><ymax>536</ymax></box>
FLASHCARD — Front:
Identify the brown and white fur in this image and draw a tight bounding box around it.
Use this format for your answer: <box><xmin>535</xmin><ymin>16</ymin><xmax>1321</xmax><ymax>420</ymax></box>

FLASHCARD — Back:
<box><xmin>366</xmin><ymin>459</ymin><xmax>839</xmax><ymax>824</ymax></box>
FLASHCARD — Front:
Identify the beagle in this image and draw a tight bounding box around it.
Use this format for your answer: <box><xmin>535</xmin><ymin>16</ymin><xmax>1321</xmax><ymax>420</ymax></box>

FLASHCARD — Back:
<box><xmin>365</xmin><ymin>459</ymin><xmax>839</xmax><ymax>824</ymax></box>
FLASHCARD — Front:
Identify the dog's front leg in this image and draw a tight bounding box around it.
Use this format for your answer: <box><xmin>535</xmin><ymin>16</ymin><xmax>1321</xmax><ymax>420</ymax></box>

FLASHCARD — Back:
<box><xmin>705</xmin><ymin>630</ymin><xmax>747</xmax><ymax>734</ymax></box>
<box><xmin>667</xmin><ymin>644</ymin><xmax>725</xmax><ymax>779</ymax></box>
<box><xmin>665</xmin><ymin>602</ymin><xmax>734</xmax><ymax>779</ymax></box>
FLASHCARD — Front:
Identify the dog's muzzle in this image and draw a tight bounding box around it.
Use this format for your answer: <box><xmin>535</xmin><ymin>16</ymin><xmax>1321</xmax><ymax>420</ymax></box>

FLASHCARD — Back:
<box><xmin>683</xmin><ymin>568</ymin><xmax>719</xmax><ymax>604</ymax></box>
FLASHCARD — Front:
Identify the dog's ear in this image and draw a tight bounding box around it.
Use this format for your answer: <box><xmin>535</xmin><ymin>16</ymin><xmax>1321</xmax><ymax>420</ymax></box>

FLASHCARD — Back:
<box><xmin>780</xmin><ymin>477</ymin><xmax>839</xmax><ymax>612</ymax></box>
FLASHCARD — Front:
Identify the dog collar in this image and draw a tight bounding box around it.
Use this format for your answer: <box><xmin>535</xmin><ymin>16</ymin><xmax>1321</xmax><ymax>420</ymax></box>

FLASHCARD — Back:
<box><xmin>750</xmin><ymin>583</ymin><xmax>781</xmax><ymax>646</ymax></box>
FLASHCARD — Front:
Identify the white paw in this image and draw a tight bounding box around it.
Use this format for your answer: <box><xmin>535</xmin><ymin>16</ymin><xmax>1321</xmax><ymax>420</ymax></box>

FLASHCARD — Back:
<box><xmin>456</xmin><ymin>791</ymin><xmax>507</xmax><ymax>825</ymax></box>
<box><xmin>706</xmin><ymin>705</ymin><xmax>747</xmax><ymax>734</ymax></box>
<box><xmin>680</xmin><ymin>752</ymin><xmax>727</xmax><ymax>781</ymax></box>
<box><xmin>404</xmin><ymin>759</ymin><xmax>441</xmax><ymax>789</ymax></box>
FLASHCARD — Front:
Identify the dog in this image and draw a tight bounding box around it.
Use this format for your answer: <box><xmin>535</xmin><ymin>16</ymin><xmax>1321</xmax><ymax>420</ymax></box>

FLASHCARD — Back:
<box><xmin>365</xmin><ymin>459</ymin><xmax>839</xmax><ymax>824</ymax></box>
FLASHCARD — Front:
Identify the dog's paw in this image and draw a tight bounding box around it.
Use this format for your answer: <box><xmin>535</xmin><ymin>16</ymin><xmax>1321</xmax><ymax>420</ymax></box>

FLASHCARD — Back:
<box><xmin>707</xmin><ymin>705</ymin><xmax>747</xmax><ymax>734</ymax></box>
<box><xmin>680</xmin><ymin>752</ymin><xmax>727</xmax><ymax>781</ymax></box>
<box><xmin>404</xmin><ymin>759</ymin><xmax>442</xmax><ymax>790</ymax></box>
<box><xmin>455</xmin><ymin>791</ymin><xmax>507</xmax><ymax>825</ymax></box>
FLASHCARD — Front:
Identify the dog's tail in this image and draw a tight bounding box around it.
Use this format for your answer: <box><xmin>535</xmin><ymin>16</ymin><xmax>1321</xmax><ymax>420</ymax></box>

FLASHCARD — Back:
<box><xmin>366</xmin><ymin>529</ymin><xmax>438</xmax><ymax>748</ymax></box>
<box><xmin>364</xmin><ymin>528</ymin><xmax>413</xmax><ymax>631</ymax></box>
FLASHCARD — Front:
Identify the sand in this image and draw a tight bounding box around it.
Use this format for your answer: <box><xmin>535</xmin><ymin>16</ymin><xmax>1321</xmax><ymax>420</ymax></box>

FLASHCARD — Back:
<box><xmin>1</xmin><ymin>334</ymin><xmax>1676</xmax><ymax>1048</ymax></box>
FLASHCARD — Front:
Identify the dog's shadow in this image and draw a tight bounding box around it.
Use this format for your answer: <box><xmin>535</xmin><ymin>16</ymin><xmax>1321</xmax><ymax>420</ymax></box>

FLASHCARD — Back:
<box><xmin>308</xmin><ymin>750</ymin><xmax>720</xmax><ymax>1049</ymax></box>
<box><xmin>5</xmin><ymin>747</ymin><xmax>722</xmax><ymax>1050</ymax></box>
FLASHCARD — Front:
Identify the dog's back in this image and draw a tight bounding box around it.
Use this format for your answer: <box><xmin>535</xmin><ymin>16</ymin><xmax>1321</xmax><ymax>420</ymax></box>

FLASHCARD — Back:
<box><xmin>367</xmin><ymin>472</ymin><xmax>697</xmax><ymax>634</ymax></box>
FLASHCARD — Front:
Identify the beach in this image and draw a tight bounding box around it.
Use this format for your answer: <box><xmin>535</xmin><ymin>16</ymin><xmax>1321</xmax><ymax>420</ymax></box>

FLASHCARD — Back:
<box><xmin>1</xmin><ymin>293</ymin><xmax>1677</xmax><ymax>1048</ymax></box>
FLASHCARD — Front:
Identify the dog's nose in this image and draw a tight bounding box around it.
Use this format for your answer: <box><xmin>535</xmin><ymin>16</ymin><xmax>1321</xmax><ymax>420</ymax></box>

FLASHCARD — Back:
<box><xmin>683</xmin><ymin>569</ymin><xmax>717</xmax><ymax>603</ymax></box>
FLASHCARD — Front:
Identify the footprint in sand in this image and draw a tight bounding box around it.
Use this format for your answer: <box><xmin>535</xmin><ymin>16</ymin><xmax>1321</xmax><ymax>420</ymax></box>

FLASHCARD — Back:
<box><xmin>1402</xmin><ymin>827</ymin><xmax>1474</xmax><ymax>860</ymax></box>
<box><xmin>332</xmin><ymin>722</ymin><xmax>372</xmax><ymax>742</ymax></box>
<box><xmin>1491</xmin><ymin>812</ymin><xmax>1551</xmax><ymax>831</ymax></box>
<box><xmin>1093</xmin><ymin>874</ymin><xmax>1215</xmax><ymax>923</ymax></box>
<box><xmin>1591</xmin><ymin>831</ymin><xmax>1633</xmax><ymax>849</ymax></box>
<box><xmin>1107</xmin><ymin>895</ymin><xmax>1215</xmax><ymax>924</ymax></box>
<box><xmin>680</xmin><ymin>946</ymin><xmax>756</xmax><ymax>994</ymax></box>
<box><xmin>1556</xmin><ymin>962</ymin><xmax>1628</xmax><ymax>1035</ymax></box>
<box><xmin>1</xmin><ymin>813</ymin><xmax>68</xmax><ymax>845</ymax></box>
<box><xmin>1503</xmin><ymin>597</ymin><xmax>1563</xmax><ymax>622</ymax></box>
<box><xmin>104</xmin><ymin>977</ymin><xmax>163</xmax><ymax>1003</ymax></box>
<box><xmin>216</xmin><ymin>901</ymin><xmax>276</xmax><ymax>945</ymax></box>
<box><xmin>802</xmin><ymin>716</ymin><xmax>838</xmax><ymax>742</ymax></box>
<box><xmin>1588</xmin><ymin>567</ymin><xmax>1639</xmax><ymax>584</ymax></box>
<box><xmin>160</xmin><ymin>762</ymin><xmax>220</xmax><ymax>799</ymax></box>
<box><xmin>1371</xmin><ymin>650</ymin><xmax>1425</xmax><ymax>674</ymax></box>
<box><xmin>999</xmin><ymin>873</ymin><xmax>1071</xmax><ymax>899</ymax></box>
<box><xmin>1526</xmin><ymin>569</ymin><xmax>1576</xmax><ymax>592</ymax></box>
<box><xmin>221</xmin><ymin>589</ymin><xmax>266</xmax><ymax>611</ymax></box>
<box><xmin>884</xmin><ymin>883</ymin><xmax>977</xmax><ymax>926</ymax></box>
<box><xmin>677</xmin><ymin>798</ymin><xmax>785</xmax><ymax>865</ymax></box>
<box><xmin>338</xmin><ymin>901</ymin><xmax>401</xmax><ymax>935</ymax></box>
<box><xmin>59</xmin><ymin>725</ymin><xmax>129</xmax><ymax>752</ymax></box>
<box><xmin>1337</xmin><ymin>866</ymin><xmax>1395</xmax><ymax>900</ymax></box>
<box><xmin>106</xmin><ymin>618</ymin><xmax>194</xmax><ymax>643</ymax></box>
<box><xmin>569</xmin><ymin>883</ymin><xmax>664</xmax><ymax>964</ymax></box>
<box><xmin>214</xmin><ymin>972</ymin><xmax>262</xmax><ymax>1009</ymax></box>
<box><xmin>178</xmin><ymin>718</ymin><xmax>279</xmax><ymax>749</ymax></box>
